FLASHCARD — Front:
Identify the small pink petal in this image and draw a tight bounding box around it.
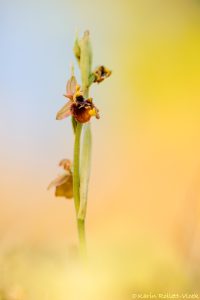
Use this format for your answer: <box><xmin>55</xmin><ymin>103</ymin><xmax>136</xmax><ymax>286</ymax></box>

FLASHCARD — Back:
<box><xmin>56</xmin><ymin>102</ymin><xmax>72</xmax><ymax>120</ymax></box>
<box><xmin>66</xmin><ymin>76</ymin><xmax>77</xmax><ymax>96</ymax></box>
<box><xmin>63</xmin><ymin>94</ymin><xmax>73</xmax><ymax>100</ymax></box>
<box><xmin>47</xmin><ymin>174</ymin><xmax>68</xmax><ymax>190</ymax></box>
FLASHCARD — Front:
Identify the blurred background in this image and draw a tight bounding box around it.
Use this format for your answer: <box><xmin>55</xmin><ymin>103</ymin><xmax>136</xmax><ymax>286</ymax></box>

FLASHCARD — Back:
<box><xmin>0</xmin><ymin>0</ymin><xmax>200</xmax><ymax>299</ymax></box>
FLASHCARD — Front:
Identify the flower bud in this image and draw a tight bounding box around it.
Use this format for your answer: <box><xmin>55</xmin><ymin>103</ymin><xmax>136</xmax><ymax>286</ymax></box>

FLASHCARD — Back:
<box><xmin>79</xmin><ymin>30</ymin><xmax>92</xmax><ymax>93</ymax></box>
<box><xmin>73</xmin><ymin>35</ymin><xmax>81</xmax><ymax>65</ymax></box>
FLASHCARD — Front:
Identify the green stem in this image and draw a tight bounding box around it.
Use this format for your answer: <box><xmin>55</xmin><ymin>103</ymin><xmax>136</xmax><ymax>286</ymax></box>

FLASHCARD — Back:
<box><xmin>73</xmin><ymin>122</ymin><xmax>82</xmax><ymax>213</ymax></box>
<box><xmin>77</xmin><ymin>219</ymin><xmax>87</xmax><ymax>258</ymax></box>
<box><xmin>73</xmin><ymin>122</ymin><xmax>87</xmax><ymax>257</ymax></box>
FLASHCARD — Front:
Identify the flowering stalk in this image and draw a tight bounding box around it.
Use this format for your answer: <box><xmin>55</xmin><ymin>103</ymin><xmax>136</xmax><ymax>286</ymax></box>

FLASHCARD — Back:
<box><xmin>73</xmin><ymin>31</ymin><xmax>92</xmax><ymax>258</ymax></box>
<box><xmin>73</xmin><ymin>122</ymin><xmax>82</xmax><ymax>213</ymax></box>
<box><xmin>48</xmin><ymin>30</ymin><xmax>111</xmax><ymax>259</ymax></box>
<box><xmin>73</xmin><ymin>122</ymin><xmax>86</xmax><ymax>257</ymax></box>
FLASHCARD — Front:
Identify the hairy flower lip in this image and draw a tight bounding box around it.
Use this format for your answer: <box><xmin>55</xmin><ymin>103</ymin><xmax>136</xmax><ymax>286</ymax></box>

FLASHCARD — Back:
<box><xmin>70</xmin><ymin>100</ymin><xmax>99</xmax><ymax>123</ymax></box>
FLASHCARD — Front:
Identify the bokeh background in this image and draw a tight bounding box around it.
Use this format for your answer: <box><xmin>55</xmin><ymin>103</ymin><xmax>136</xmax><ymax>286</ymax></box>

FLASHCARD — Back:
<box><xmin>1</xmin><ymin>0</ymin><xmax>200</xmax><ymax>299</ymax></box>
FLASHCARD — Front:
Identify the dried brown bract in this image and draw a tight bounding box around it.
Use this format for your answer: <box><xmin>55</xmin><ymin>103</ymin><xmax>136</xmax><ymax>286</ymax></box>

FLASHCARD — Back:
<box><xmin>93</xmin><ymin>65</ymin><xmax>112</xmax><ymax>83</ymax></box>
<box><xmin>48</xmin><ymin>159</ymin><xmax>73</xmax><ymax>199</ymax></box>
